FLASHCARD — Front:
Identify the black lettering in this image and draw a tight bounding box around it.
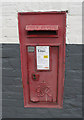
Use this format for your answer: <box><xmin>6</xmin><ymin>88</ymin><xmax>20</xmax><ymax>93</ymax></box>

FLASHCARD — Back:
<box><xmin>38</xmin><ymin>49</ymin><xmax>45</xmax><ymax>52</ymax></box>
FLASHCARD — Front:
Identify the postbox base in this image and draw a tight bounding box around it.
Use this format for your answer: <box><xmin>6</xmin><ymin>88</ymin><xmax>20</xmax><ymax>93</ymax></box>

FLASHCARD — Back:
<box><xmin>24</xmin><ymin>103</ymin><xmax>63</xmax><ymax>108</ymax></box>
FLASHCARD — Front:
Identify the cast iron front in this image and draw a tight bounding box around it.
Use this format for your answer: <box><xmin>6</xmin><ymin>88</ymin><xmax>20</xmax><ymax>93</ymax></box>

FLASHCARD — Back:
<box><xmin>18</xmin><ymin>12</ymin><xmax>66</xmax><ymax>108</ymax></box>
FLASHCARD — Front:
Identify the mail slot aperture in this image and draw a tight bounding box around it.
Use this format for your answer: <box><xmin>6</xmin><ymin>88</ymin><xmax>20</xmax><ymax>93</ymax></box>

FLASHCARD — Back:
<box><xmin>25</xmin><ymin>25</ymin><xmax>59</xmax><ymax>37</ymax></box>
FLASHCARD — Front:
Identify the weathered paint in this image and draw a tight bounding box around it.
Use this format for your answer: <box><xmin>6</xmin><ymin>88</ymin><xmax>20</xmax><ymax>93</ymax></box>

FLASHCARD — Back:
<box><xmin>18</xmin><ymin>12</ymin><xmax>66</xmax><ymax>108</ymax></box>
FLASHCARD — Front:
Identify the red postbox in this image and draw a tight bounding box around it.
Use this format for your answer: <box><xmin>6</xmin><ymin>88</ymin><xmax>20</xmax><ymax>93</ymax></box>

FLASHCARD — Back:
<box><xmin>18</xmin><ymin>12</ymin><xmax>66</xmax><ymax>108</ymax></box>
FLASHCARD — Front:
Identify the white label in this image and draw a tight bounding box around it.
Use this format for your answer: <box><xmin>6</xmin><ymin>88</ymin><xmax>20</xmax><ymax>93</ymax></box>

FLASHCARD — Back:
<box><xmin>36</xmin><ymin>46</ymin><xmax>49</xmax><ymax>70</ymax></box>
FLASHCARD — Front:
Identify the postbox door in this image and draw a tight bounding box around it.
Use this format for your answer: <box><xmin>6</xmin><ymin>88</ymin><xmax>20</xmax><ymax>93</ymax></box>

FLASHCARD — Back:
<box><xmin>27</xmin><ymin>46</ymin><xmax>58</xmax><ymax>103</ymax></box>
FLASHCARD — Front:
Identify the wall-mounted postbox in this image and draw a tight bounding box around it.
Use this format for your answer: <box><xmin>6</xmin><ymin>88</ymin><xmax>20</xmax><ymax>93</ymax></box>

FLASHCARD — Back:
<box><xmin>18</xmin><ymin>12</ymin><xmax>66</xmax><ymax>108</ymax></box>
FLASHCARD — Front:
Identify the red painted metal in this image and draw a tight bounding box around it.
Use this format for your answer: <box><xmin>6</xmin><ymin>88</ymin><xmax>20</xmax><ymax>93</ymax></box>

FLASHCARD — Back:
<box><xmin>18</xmin><ymin>12</ymin><xmax>66</xmax><ymax>108</ymax></box>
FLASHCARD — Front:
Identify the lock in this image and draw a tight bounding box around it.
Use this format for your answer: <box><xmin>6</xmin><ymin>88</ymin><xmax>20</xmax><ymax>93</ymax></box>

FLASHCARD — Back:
<box><xmin>32</xmin><ymin>73</ymin><xmax>39</xmax><ymax>81</ymax></box>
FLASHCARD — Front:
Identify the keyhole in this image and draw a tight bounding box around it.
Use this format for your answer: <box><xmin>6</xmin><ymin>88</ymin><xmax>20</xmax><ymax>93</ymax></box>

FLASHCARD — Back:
<box><xmin>33</xmin><ymin>74</ymin><xmax>36</xmax><ymax>79</ymax></box>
